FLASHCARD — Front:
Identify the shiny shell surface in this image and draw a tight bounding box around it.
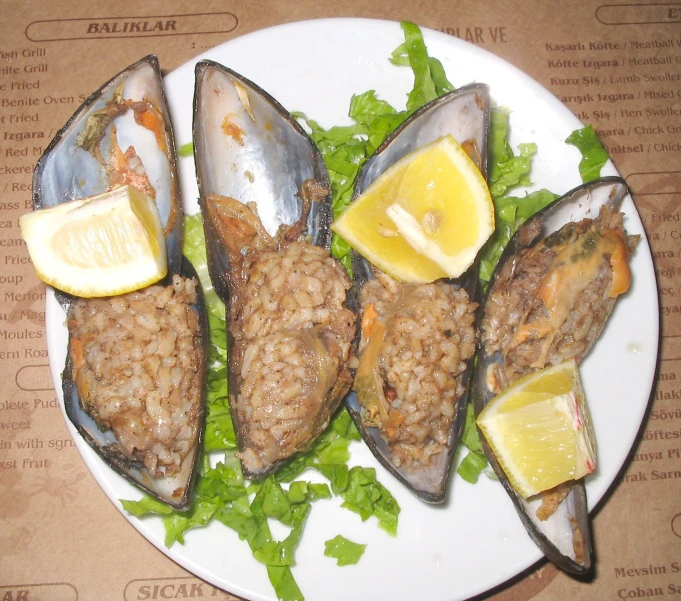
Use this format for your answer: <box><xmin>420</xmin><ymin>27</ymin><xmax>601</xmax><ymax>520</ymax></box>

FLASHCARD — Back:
<box><xmin>33</xmin><ymin>54</ymin><xmax>183</xmax><ymax>276</ymax></box>
<box><xmin>193</xmin><ymin>61</ymin><xmax>355</xmax><ymax>479</ymax></box>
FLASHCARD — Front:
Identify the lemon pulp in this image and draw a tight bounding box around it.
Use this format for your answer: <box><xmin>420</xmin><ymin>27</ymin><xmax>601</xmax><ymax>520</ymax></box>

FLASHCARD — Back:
<box><xmin>20</xmin><ymin>185</ymin><xmax>167</xmax><ymax>297</ymax></box>
<box><xmin>476</xmin><ymin>360</ymin><xmax>597</xmax><ymax>499</ymax></box>
<box><xmin>331</xmin><ymin>135</ymin><xmax>494</xmax><ymax>283</ymax></box>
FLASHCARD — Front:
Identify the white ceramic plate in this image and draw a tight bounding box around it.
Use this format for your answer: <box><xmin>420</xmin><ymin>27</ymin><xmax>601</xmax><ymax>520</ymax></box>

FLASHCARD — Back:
<box><xmin>46</xmin><ymin>18</ymin><xmax>659</xmax><ymax>601</ymax></box>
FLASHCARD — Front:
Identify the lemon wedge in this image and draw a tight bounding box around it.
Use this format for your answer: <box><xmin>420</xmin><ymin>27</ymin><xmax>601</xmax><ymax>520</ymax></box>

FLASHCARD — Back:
<box><xmin>331</xmin><ymin>135</ymin><xmax>494</xmax><ymax>283</ymax></box>
<box><xmin>476</xmin><ymin>360</ymin><xmax>597</xmax><ymax>499</ymax></box>
<box><xmin>20</xmin><ymin>185</ymin><xmax>167</xmax><ymax>297</ymax></box>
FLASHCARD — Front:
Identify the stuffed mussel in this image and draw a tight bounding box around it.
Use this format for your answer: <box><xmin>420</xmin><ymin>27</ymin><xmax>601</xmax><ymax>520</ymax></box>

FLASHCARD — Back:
<box><xmin>193</xmin><ymin>61</ymin><xmax>356</xmax><ymax>479</ymax></box>
<box><xmin>471</xmin><ymin>177</ymin><xmax>639</xmax><ymax>573</ymax></box>
<box><xmin>32</xmin><ymin>56</ymin><xmax>208</xmax><ymax>511</ymax></box>
<box><xmin>346</xmin><ymin>84</ymin><xmax>491</xmax><ymax>503</ymax></box>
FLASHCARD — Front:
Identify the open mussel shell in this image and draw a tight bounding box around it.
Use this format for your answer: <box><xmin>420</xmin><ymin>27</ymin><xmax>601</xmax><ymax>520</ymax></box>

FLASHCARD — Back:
<box><xmin>32</xmin><ymin>54</ymin><xmax>183</xmax><ymax>284</ymax></box>
<box><xmin>345</xmin><ymin>84</ymin><xmax>491</xmax><ymax>503</ymax></box>
<box><xmin>32</xmin><ymin>56</ymin><xmax>205</xmax><ymax>510</ymax></box>
<box><xmin>194</xmin><ymin>61</ymin><xmax>349</xmax><ymax>479</ymax></box>
<box><xmin>62</xmin><ymin>259</ymin><xmax>209</xmax><ymax>511</ymax></box>
<box><xmin>193</xmin><ymin>60</ymin><xmax>332</xmax><ymax>301</ymax></box>
<box><xmin>471</xmin><ymin>176</ymin><xmax>632</xmax><ymax>573</ymax></box>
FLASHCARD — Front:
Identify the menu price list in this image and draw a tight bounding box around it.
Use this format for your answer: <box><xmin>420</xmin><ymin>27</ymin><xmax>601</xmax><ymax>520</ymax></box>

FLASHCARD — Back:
<box><xmin>541</xmin><ymin>33</ymin><xmax>681</xmax><ymax>168</ymax></box>
<box><xmin>0</xmin><ymin>43</ymin><xmax>50</xmax><ymax>326</ymax></box>
<box><xmin>638</xmin><ymin>201</ymin><xmax>680</xmax><ymax>329</ymax></box>
<box><xmin>0</xmin><ymin>286</ymin><xmax>52</xmax><ymax>475</ymax></box>
<box><xmin>0</xmin><ymin>41</ymin><xmax>72</xmax><ymax>493</ymax></box>
<box><xmin>0</xmin><ymin>393</ymin><xmax>72</xmax><ymax>470</ymax></box>
<box><xmin>612</xmin><ymin>562</ymin><xmax>681</xmax><ymax>600</ymax></box>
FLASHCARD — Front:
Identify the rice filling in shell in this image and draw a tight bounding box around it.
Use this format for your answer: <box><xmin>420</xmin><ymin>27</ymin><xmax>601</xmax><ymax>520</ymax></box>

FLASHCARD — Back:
<box><xmin>202</xmin><ymin>190</ymin><xmax>356</xmax><ymax>476</ymax></box>
<box><xmin>356</xmin><ymin>273</ymin><xmax>477</xmax><ymax>470</ymax></box>
<box><xmin>67</xmin><ymin>275</ymin><xmax>202</xmax><ymax>477</ymax></box>
<box><xmin>481</xmin><ymin>203</ymin><xmax>638</xmax><ymax>393</ymax></box>
<box><xmin>230</xmin><ymin>239</ymin><xmax>356</xmax><ymax>474</ymax></box>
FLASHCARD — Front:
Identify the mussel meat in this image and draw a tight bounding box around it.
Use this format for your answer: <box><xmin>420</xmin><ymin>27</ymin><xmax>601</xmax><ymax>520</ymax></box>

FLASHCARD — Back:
<box><xmin>472</xmin><ymin>176</ymin><xmax>639</xmax><ymax>573</ymax></box>
<box><xmin>193</xmin><ymin>61</ymin><xmax>356</xmax><ymax>479</ymax></box>
<box><xmin>346</xmin><ymin>84</ymin><xmax>491</xmax><ymax>503</ymax></box>
<box><xmin>33</xmin><ymin>56</ymin><xmax>207</xmax><ymax>510</ymax></box>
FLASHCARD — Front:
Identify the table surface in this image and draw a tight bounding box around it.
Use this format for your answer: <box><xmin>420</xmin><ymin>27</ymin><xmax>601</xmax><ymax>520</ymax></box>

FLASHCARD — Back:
<box><xmin>1</xmin><ymin>1</ymin><xmax>679</xmax><ymax>600</ymax></box>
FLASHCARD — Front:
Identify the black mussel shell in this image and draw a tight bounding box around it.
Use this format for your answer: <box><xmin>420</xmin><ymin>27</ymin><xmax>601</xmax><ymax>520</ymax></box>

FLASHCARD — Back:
<box><xmin>63</xmin><ymin>258</ymin><xmax>208</xmax><ymax>511</ymax></box>
<box><xmin>471</xmin><ymin>176</ymin><xmax>633</xmax><ymax>573</ymax></box>
<box><xmin>346</xmin><ymin>84</ymin><xmax>491</xmax><ymax>503</ymax></box>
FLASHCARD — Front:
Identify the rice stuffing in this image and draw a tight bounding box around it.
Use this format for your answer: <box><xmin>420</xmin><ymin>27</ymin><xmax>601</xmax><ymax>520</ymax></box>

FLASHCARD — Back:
<box><xmin>230</xmin><ymin>240</ymin><xmax>356</xmax><ymax>474</ymax></box>
<box><xmin>356</xmin><ymin>273</ymin><xmax>477</xmax><ymax>469</ymax></box>
<box><xmin>481</xmin><ymin>204</ymin><xmax>638</xmax><ymax>391</ymax></box>
<box><xmin>67</xmin><ymin>275</ymin><xmax>202</xmax><ymax>477</ymax></box>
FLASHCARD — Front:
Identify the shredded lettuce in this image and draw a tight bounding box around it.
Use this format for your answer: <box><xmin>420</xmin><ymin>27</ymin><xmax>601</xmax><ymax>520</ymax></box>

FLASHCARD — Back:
<box><xmin>178</xmin><ymin>141</ymin><xmax>194</xmax><ymax>157</ymax></box>
<box><xmin>324</xmin><ymin>535</ymin><xmax>367</xmax><ymax>566</ymax></box>
<box><xmin>267</xmin><ymin>566</ymin><xmax>305</xmax><ymax>601</ymax></box>
<box><xmin>389</xmin><ymin>21</ymin><xmax>455</xmax><ymax>110</ymax></box>
<box><xmin>120</xmin><ymin>495</ymin><xmax>174</xmax><ymax>517</ymax></box>
<box><xmin>565</xmin><ymin>124</ymin><xmax>609</xmax><ymax>183</ymax></box>
<box><xmin>212</xmin><ymin>474</ymin><xmax>316</xmax><ymax>601</ymax></box>
<box><xmin>456</xmin><ymin>404</ymin><xmax>488</xmax><ymax>484</ymax></box>
<box><xmin>119</xmin><ymin>20</ymin><xmax>599</xmax><ymax>601</ymax></box>
<box><xmin>457</xmin><ymin>450</ymin><xmax>488</xmax><ymax>484</ymax></box>
<box><xmin>121</xmin><ymin>213</ymin><xmax>397</xmax><ymax>601</ymax></box>
<box><xmin>340</xmin><ymin>466</ymin><xmax>400</xmax><ymax>536</ymax></box>
<box><xmin>488</xmin><ymin>109</ymin><xmax>536</xmax><ymax>198</ymax></box>
<box><xmin>295</xmin><ymin>21</ymin><xmax>456</xmax><ymax>275</ymax></box>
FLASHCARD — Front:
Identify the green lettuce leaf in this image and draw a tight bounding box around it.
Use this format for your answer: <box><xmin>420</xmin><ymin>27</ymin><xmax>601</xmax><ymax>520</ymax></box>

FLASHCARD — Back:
<box><xmin>162</xmin><ymin>498</ymin><xmax>221</xmax><ymax>547</ymax></box>
<box><xmin>340</xmin><ymin>467</ymin><xmax>400</xmax><ymax>536</ymax></box>
<box><xmin>215</xmin><ymin>475</ymin><xmax>314</xmax><ymax>574</ymax></box>
<box><xmin>456</xmin><ymin>404</ymin><xmax>488</xmax><ymax>484</ymax></box>
<box><xmin>391</xmin><ymin>22</ymin><xmax>438</xmax><ymax>111</ymax></box>
<box><xmin>120</xmin><ymin>496</ymin><xmax>174</xmax><ymax>517</ymax></box>
<box><xmin>324</xmin><ymin>535</ymin><xmax>367</xmax><ymax>566</ymax></box>
<box><xmin>389</xmin><ymin>22</ymin><xmax>455</xmax><ymax>110</ymax></box>
<box><xmin>178</xmin><ymin>141</ymin><xmax>194</xmax><ymax>157</ymax></box>
<box><xmin>267</xmin><ymin>566</ymin><xmax>305</xmax><ymax>601</ymax></box>
<box><xmin>183</xmin><ymin>214</ymin><xmax>226</xmax><ymax>323</ymax></box>
<box><xmin>460</xmin><ymin>403</ymin><xmax>483</xmax><ymax>455</ymax></box>
<box><xmin>457</xmin><ymin>451</ymin><xmax>488</xmax><ymax>484</ymax></box>
<box><xmin>196</xmin><ymin>455</ymin><xmax>247</xmax><ymax>502</ymax></box>
<box><xmin>487</xmin><ymin>110</ymin><xmax>537</xmax><ymax>198</ymax></box>
<box><xmin>287</xmin><ymin>481</ymin><xmax>332</xmax><ymax>503</ymax></box>
<box><xmin>565</xmin><ymin>124</ymin><xmax>609</xmax><ymax>183</ymax></box>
